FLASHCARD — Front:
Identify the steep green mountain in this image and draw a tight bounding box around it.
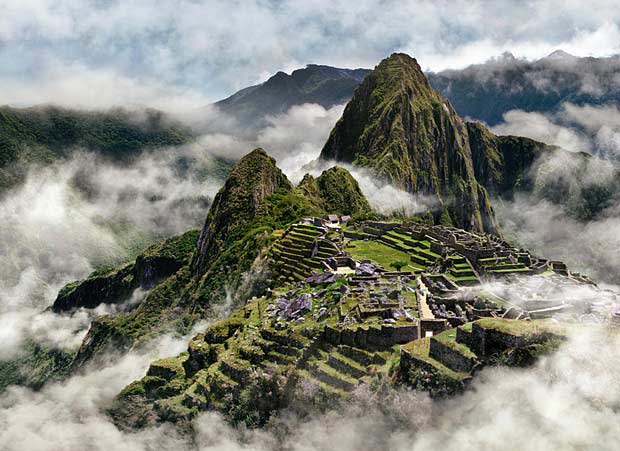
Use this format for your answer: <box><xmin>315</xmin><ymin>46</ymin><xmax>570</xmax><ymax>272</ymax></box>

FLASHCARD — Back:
<box><xmin>319</xmin><ymin>53</ymin><xmax>498</xmax><ymax>233</ymax></box>
<box><xmin>39</xmin><ymin>149</ymin><xmax>370</xmax><ymax>376</ymax></box>
<box><xmin>298</xmin><ymin>166</ymin><xmax>371</xmax><ymax>216</ymax></box>
<box><xmin>0</xmin><ymin>105</ymin><xmax>193</xmax><ymax>192</ymax></box>
<box><xmin>192</xmin><ymin>148</ymin><xmax>293</xmax><ymax>276</ymax></box>
<box><xmin>428</xmin><ymin>51</ymin><xmax>620</xmax><ymax>125</ymax></box>
<box><xmin>109</xmin><ymin>212</ymin><xmax>596</xmax><ymax>429</ymax></box>
<box><xmin>214</xmin><ymin>64</ymin><xmax>371</xmax><ymax>128</ymax></box>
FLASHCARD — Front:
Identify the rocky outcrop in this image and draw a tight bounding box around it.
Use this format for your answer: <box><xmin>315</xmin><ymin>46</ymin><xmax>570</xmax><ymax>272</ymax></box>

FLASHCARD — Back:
<box><xmin>52</xmin><ymin>230</ymin><xmax>199</xmax><ymax>312</ymax></box>
<box><xmin>193</xmin><ymin>148</ymin><xmax>293</xmax><ymax>277</ymax></box>
<box><xmin>298</xmin><ymin>166</ymin><xmax>371</xmax><ymax>216</ymax></box>
<box><xmin>320</xmin><ymin>53</ymin><xmax>498</xmax><ymax>233</ymax></box>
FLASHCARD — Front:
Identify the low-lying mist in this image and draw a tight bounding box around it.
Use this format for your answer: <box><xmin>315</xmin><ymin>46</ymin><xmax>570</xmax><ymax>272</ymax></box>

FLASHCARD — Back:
<box><xmin>2</xmin><ymin>324</ymin><xmax>619</xmax><ymax>450</ymax></box>
<box><xmin>484</xmin><ymin>99</ymin><xmax>620</xmax><ymax>284</ymax></box>
<box><xmin>0</xmin><ymin>144</ymin><xmax>223</xmax><ymax>359</ymax></box>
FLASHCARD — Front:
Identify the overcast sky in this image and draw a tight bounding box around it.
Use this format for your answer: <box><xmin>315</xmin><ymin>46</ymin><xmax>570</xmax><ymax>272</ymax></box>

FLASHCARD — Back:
<box><xmin>2</xmin><ymin>0</ymin><xmax>620</xmax><ymax>109</ymax></box>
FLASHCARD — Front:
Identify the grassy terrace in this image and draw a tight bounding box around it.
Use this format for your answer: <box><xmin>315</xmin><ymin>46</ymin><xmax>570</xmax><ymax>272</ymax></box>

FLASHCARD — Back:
<box><xmin>475</xmin><ymin>318</ymin><xmax>569</xmax><ymax>337</ymax></box>
<box><xmin>346</xmin><ymin>240</ymin><xmax>423</xmax><ymax>270</ymax></box>
<box><xmin>384</xmin><ymin>231</ymin><xmax>438</xmax><ymax>256</ymax></box>
<box><xmin>433</xmin><ymin>329</ymin><xmax>477</xmax><ymax>359</ymax></box>
<box><xmin>401</xmin><ymin>338</ymin><xmax>469</xmax><ymax>380</ymax></box>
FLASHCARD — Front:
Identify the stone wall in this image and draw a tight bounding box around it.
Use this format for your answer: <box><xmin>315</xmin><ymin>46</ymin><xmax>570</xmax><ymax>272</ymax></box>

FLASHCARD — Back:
<box><xmin>419</xmin><ymin>318</ymin><xmax>448</xmax><ymax>337</ymax></box>
<box><xmin>429</xmin><ymin>338</ymin><xmax>478</xmax><ymax>372</ymax></box>
<box><xmin>324</xmin><ymin>323</ymin><xmax>419</xmax><ymax>348</ymax></box>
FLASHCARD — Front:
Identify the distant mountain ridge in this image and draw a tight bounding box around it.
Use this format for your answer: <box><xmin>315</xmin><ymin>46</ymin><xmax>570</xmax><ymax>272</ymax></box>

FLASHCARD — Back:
<box><xmin>428</xmin><ymin>51</ymin><xmax>620</xmax><ymax>125</ymax></box>
<box><xmin>214</xmin><ymin>52</ymin><xmax>620</xmax><ymax>130</ymax></box>
<box><xmin>0</xmin><ymin>105</ymin><xmax>194</xmax><ymax>192</ymax></box>
<box><xmin>214</xmin><ymin>64</ymin><xmax>371</xmax><ymax>128</ymax></box>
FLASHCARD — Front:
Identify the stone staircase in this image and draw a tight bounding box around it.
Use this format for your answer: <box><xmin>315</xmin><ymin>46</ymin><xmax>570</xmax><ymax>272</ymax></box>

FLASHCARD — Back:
<box><xmin>301</xmin><ymin>342</ymin><xmax>387</xmax><ymax>394</ymax></box>
<box><xmin>477</xmin><ymin>255</ymin><xmax>531</xmax><ymax>276</ymax></box>
<box><xmin>447</xmin><ymin>255</ymin><xmax>479</xmax><ymax>285</ymax></box>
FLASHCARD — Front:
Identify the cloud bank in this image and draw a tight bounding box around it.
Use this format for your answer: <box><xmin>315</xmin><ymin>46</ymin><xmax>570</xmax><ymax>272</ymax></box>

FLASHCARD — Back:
<box><xmin>0</xmin><ymin>145</ymin><xmax>222</xmax><ymax>360</ymax></box>
<box><xmin>3</xmin><ymin>0</ymin><xmax>620</xmax><ymax>107</ymax></box>
<box><xmin>2</xmin><ymin>325</ymin><xmax>619</xmax><ymax>450</ymax></box>
<box><xmin>489</xmin><ymin>105</ymin><xmax>620</xmax><ymax>284</ymax></box>
<box><xmin>492</xmin><ymin>102</ymin><xmax>620</xmax><ymax>158</ymax></box>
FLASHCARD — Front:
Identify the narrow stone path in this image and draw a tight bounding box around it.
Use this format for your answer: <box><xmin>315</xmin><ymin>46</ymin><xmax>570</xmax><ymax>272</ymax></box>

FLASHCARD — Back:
<box><xmin>416</xmin><ymin>278</ymin><xmax>435</xmax><ymax>319</ymax></box>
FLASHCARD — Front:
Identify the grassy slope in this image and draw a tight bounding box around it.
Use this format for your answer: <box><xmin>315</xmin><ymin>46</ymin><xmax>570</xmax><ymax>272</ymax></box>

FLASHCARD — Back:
<box><xmin>346</xmin><ymin>239</ymin><xmax>420</xmax><ymax>271</ymax></box>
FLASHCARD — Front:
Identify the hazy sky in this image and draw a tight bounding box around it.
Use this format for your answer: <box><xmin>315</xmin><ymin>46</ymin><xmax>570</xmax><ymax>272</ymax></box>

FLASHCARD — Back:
<box><xmin>2</xmin><ymin>0</ymin><xmax>620</xmax><ymax>109</ymax></box>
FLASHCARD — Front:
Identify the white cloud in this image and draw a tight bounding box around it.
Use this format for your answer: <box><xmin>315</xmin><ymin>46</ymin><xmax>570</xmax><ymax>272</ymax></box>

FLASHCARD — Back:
<box><xmin>492</xmin><ymin>103</ymin><xmax>620</xmax><ymax>159</ymax></box>
<box><xmin>492</xmin><ymin>109</ymin><xmax>591</xmax><ymax>153</ymax></box>
<box><xmin>2</xmin><ymin>1</ymin><xmax>620</xmax><ymax>106</ymax></box>
<box><xmin>0</xmin><ymin>145</ymin><xmax>222</xmax><ymax>359</ymax></box>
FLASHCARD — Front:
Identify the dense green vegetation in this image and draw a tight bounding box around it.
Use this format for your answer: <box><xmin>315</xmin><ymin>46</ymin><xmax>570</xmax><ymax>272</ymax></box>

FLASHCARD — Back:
<box><xmin>298</xmin><ymin>166</ymin><xmax>371</xmax><ymax>216</ymax></box>
<box><xmin>319</xmin><ymin>53</ymin><xmax>498</xmax><ymax>233</ymax></box>
<box><xmin>0</xmin><ymin>341</ymin><xmax>74</xmax><ymax>392</ymax></box>
<box><xmin>0</xmin><ymin>105</ymin><xmax>193</xmax><ymax>192</ymax></box>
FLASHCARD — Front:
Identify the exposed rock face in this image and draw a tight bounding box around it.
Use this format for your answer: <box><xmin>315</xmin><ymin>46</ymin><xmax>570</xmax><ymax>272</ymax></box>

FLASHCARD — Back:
<box><xmin>467</xmin><ymin>121</ymin><xmax>556</xmax><ymax>195</ymax></box>
<box><xmin>193</xmin><ymin>148</ymin><xmax>293</xmax><ymax>277</ymax></box>
<box><xmin>52</xmin><ymin>230</ymin><xmax>199</xmax><ymax>312</ymax></box>
<box><xmin>320</xmin><ymin>53</ymin><xmax>498</xmax><ymax>233</ymax></box>
<box><xmin>298</xmin><ymin>166</ymin><xmax>371</xmax><ymax>216</ymax></box>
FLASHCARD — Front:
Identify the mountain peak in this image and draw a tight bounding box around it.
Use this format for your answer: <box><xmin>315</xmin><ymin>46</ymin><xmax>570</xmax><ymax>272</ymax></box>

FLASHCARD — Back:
<box><xmin>298</xmin><ymin>166</ymin><xmax>371</xmax><ymax>216</ymax></box>
<box><xmin>193</xmin><ymin>148</ymin><xmax>292</xmax><ymax>276</ymax></box>
<box><xmin>320</xmin><ymin>53</ymin><xmax>497</xmax><ymax>233</ymax></box>
<box><xmin>545</xmin><ymin>49</ymin><xmax>576</xmax><ymax>59</ymax></box>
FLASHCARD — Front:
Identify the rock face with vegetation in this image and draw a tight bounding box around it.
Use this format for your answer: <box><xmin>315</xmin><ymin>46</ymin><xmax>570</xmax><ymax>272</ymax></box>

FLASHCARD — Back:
<box><xmin>52</xmin><ymin>230</ymin><xmax>200</xmax><ymax>312</ymax></box>
<box><xmin>298</xmin><ymin>166</ymin><xmax>371</xmax><ymax>216</ymax></box>
<box><xmin>319</xmin><ymin>53</ymin><xmax>498</xmax><ymax>233</ymax></box>
<box><xmin>466</xmin><ymin>120</ymin><xmax>620</xmax><ymax>220</ymax></box>
<box><xmin>193</xmin><ymin>148</ymin><xmax>293</xmax><ymax>277</ymax></box>
<box><xmin>46</xmin><ymin>149</ymin><xmax>370</xmax><ymax>375</ymax></box>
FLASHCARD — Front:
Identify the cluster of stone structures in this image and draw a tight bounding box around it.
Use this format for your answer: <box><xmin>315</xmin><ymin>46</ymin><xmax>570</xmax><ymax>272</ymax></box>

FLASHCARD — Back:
<box><xmin>270</xmin><ymin>217</ymin><xmax>616</xmax><ymax>334</ymax></box>
<box><xmin>138</xmin><ymin>216</ymin><xmax>619</xmax><ymax>418</ymax></box>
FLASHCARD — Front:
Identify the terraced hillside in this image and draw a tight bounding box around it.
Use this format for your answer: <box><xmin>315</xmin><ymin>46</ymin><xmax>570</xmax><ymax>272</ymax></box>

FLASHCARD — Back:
<box><xmin>269</xmin><ymin>222</ymin><xmax>341</xmax><ymax>282</ymax></box>
<box><xmin>112</xmin><ymin>216</ymin><xmax>615</xmax><ymax>428</ymax></box>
